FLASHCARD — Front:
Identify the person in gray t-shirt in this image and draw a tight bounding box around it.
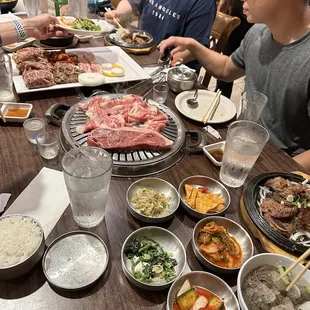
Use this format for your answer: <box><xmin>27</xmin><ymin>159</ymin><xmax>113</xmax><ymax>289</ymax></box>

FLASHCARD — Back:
<box><xmin>159</xmin><ymin>0</ymin><xmax>310</xmax><ymax>171</ymax></box>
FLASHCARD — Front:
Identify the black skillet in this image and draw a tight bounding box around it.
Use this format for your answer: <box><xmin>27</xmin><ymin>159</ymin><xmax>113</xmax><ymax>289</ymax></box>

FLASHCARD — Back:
<box><xmin>243</xmin><ymin>172</ymin><xmax>308</xmax><ymax>255</ymax></box>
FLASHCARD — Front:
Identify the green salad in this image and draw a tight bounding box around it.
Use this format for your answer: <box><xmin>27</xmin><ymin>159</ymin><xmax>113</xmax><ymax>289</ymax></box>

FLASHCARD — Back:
<box><xmin>124</xmin><ymin>237</ymin><xmax>178</xmax><ymax>283</ymax></box>
<box><xmin>72</xmin><ymin>18</ymin><xmax>101</xmax><ymax>31</ymax></box>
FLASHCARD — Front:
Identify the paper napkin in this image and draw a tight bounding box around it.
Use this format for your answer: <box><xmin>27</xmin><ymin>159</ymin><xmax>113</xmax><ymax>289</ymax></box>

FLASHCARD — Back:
<box><xmin>4</xmin><ymin>167</ymin><xmax>70</xmax><ymax>237</ymax></box>
<box><xmin>0</xmin><ymin>193</ymin><xmax>11</xmax><ymax>213</ymax></box>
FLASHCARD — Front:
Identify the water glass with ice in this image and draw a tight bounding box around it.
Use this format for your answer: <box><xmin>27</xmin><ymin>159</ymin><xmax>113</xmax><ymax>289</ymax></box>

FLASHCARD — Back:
<box><xmin>237</xmin><ymin>91</ymin><xmax>268</xmax><ymax>123</ymax></box>
<box><xmin>62</xmin><ymin>146</ymin><xmax>112</xmax><ymax>228</ymax></box>
<box><xmin>220</xmin><ymin>120</ymin><xmax>269</xmax><ymax>188</ymax></box>
<box><xmin>0</xmin><ymin>54</ymin><xmax>14</xmax><ymax>102</ymax></box>
<box><xmin>153</xmin><ymin>83</ymin><xmax>169</xmax><ymax>104</ymax></box>
<box><xmin>24</xmin><ymin>0</ymin><xmax>40</xmax><ymax>17</ymax></box>
<box><xmin>23</xmin><ymin>118</ymin><xmax>46</xmax><ymax>144</ymax></box>
<box><xmin>36</xmin><ymin>132</ymin><xmax>59</xmax><ymax>159</ymax></box>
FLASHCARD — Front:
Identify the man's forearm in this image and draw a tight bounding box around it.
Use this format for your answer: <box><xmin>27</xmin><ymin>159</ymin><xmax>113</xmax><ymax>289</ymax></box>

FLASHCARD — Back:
<box><xmin>115</xmin><ymin>0</ymin><xmax>134</xmax><ymax>22</ymax></box>
<box><xmin>188</xmin><ymin>39</ymin><xmax>239</xmax><ymax>82</ymax></box>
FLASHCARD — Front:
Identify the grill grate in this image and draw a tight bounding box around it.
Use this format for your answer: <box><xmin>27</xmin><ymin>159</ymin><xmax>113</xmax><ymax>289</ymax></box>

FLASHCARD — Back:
<box><xmin>61</xmin><ymin>94</ymin><xmax>186</xmax><ymax>177</ymax></box>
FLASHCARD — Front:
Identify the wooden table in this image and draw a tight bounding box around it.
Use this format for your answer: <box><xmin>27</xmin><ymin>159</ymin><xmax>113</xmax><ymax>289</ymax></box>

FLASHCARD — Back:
<box><xmin>0</xmin><ymin>38</ymin><xmax>302</xmax><ymax>310</ymax></box>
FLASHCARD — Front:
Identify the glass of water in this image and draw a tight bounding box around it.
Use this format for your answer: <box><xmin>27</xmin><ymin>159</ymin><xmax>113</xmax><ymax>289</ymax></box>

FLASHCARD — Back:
<box><xmin>24</xmin><ymin>0</ymin><xmax>40</xmax><ymax>17</ymax></box>
<box><xmin>153</xmin><ymin>83</ymin><xmax>169</xmax><ymax>104</ymax></box>
<box><xmin>23</xmin><ymin>118</ymin><xmax>46</xmax><ymax>144</ymax></box>
<box><xmin>237</xmin><ymin>91</ymin><xmax>268</xmax><ymax>123</ymax></box>
<box><xmin>220</xmin><ymin>120</ymin><xmax>269</xmax><ymax>188</ymax></box>
<box><xmin>62</xmin><ymin>146</ymin><xmax>112</xmax><ymax>228</ymax></box>
<box><xmin>36</xmin><ymin>132</ymin><xmax>59</xmax><ymax>159</ymax></box>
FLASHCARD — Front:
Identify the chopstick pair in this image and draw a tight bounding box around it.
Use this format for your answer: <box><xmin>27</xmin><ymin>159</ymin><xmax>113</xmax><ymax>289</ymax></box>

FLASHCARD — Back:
<box><xmin>104</xmin><ymin>7</ymin><xmax>124</xmax><ymax>29</ymax></box>
<box><xmin>202</xmin><ymin>89</ymin><xmax>221</xmax><ymax>124</ymax></box>
<box><xmin>279</xmin><ymin>247</ymin><xmax>310</xmax><ymax>291</ymax></box>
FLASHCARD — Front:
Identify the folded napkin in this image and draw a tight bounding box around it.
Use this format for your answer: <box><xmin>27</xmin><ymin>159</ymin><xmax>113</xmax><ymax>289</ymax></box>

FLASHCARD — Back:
<box><xmin>4</xmin><ymin>167</ymin><xmax>70</xmax><ymax>237</ymax></box>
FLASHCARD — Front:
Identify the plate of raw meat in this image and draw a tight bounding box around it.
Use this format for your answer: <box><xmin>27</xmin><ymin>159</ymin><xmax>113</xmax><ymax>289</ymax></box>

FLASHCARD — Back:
<box><xmin>10</xmin><ymin>46</ymin><xmax>150</xmax><ymax>94</ymax></box>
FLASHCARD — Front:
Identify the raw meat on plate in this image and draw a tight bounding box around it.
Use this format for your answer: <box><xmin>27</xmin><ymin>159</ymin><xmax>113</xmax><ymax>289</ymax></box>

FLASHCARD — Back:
<box><xmin>23</xmin><ymin>69</ymin><xmax>55</xmax><ymax>89</ymax></box>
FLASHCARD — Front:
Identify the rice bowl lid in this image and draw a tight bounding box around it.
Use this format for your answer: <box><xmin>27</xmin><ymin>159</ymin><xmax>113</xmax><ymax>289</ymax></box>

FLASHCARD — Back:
<box><xmin>0</xmin><ymin>214</ymin><xmax>44</xmax><ymax>269</ymax></box>
<box><xmin>42</xmin><ymin>231</ymin><xmax>109</xmax><ymax>290</ymax></box>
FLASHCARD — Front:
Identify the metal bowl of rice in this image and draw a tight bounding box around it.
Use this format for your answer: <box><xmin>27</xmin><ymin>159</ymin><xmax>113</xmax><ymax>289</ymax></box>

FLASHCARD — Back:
<box><xmin>0</xmin><ymin>214</ymin><xmax>45</xmax><ymax>280</ymax></box>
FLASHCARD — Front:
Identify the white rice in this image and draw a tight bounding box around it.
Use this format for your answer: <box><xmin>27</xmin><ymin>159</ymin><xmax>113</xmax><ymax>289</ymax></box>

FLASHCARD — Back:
<box><xmin>0</xmin><ymin>216</ymin><xmax>42</xmax><ymax>268</ymax></box>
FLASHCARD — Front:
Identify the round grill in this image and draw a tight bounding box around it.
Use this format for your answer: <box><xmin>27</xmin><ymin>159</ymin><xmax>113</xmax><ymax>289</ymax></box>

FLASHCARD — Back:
<box><xmin>60</xmin><ymin>94</ymin><xmax>187</xmax><ymax>177</ymax></box>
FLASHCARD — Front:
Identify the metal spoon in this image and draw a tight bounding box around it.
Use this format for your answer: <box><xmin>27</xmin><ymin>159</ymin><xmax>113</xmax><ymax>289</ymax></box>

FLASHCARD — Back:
<box><xmin>187</xmin><ymin>75</ymin><xmax>204</xmax><ymax>108</ymax></box>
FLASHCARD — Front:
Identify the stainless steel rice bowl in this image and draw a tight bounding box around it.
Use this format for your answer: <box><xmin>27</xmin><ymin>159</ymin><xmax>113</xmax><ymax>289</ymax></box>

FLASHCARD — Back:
<box><xmin>0</xmin><ymin>214</ymin><xmax>45</xmax><ymax>280</ymax></box>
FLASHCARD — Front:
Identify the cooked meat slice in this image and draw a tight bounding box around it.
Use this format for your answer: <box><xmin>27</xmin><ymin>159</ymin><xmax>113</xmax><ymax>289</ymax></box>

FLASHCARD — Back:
<box><xmin>265</xmin><ymin>177</ymin><xmax>305</xmax><ymax>198</ymax></box>
<box><xmin>296</xmin><ymin>207</ymin><xmax>310</xmax><ymax>231</ymax></box>
<box><xmin>17</xmin><ymin>60</ymin><xmax>53</xmax><ymax>74</ymax></box>
<box><xmin>12</xmin><ymin>47</ymin><xmax>43</xmax><ymax>64</ymax></box>
<box><xmin>266</xmin><ymin>192</ymin><xmax>294</xmax><ymax>207</ymax></box>
<box><xmin>53</xmin><ymin>63</ymin><xmax>80</xmax><ymax>84</ymax></box>
<box><xmin>264</xmin><ymin>214</ymin><xmax>294</xmax><ymax>237</ymax></box>
<box><xmin>23</xmin><ymin>69</ymin><xmax>55</xmax><ymax>89</ymax></box>
<box><xmin>260</xmin><ymin>198</ymin><xmax>297</xmax><ymax>219</ymax></box>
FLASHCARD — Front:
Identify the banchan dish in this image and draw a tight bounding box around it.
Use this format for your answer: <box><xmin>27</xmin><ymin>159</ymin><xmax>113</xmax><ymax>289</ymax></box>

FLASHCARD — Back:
<box><xmin>243</xmin><ymin>172</ymin><xmax>307</xmax><ymax>255</ymax></box>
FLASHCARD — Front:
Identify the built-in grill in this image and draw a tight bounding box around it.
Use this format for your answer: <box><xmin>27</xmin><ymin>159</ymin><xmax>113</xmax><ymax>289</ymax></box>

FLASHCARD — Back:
<box><xmin>60</xmin><ymin>94</ymin><xmax>206</xmax><ymax>177</ymax></box>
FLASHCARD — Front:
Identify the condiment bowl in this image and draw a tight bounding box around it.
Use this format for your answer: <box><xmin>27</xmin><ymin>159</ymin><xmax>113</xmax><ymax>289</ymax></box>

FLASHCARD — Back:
<box><xmin>126</xmin><ymin>177</ymin><xmax>180</xmax><ymax>223</ymax></box>
<box><xmin>192</xmin><ymin>216</ymin><xmax>254</xmax><ymax>274</ymax></box>
<box><xmin>178</xmin><ymin>175</ymin><xmax>231</xmax><ymax>219</ymax></box>
<box><xmin>121</xmin><ymin>226</ymin><xmax>186</xmax><ymax>290</ymax></box>
<box><xmin>0</xmin><ymin>214</ymin><xmax>45</xmax><ymax>280</ymax></box>
<box><xmin>203</xmin><ymin>141</ymin><xmax>226</xmax><ymax>166</ymax></box>
<box><xmin>237</xmin><ymin>253</ymin><xmax>310</xmax><ymax>310</ymax></box>
<box><xmin>166</xmin><ymin>271</ymin><xmax>240</xmax><ymax>310</ymax></box>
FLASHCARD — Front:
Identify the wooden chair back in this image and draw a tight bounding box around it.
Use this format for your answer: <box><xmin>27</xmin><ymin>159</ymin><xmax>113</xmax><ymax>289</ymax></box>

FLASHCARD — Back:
<box><xmin>203</xmin><ymin>12</ymin><xmax>241</xmax><ymax>88</ymax></box>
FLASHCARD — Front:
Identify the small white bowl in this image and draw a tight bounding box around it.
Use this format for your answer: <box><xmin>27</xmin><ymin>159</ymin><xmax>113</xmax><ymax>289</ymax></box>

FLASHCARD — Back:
<box><xmin>203</xmin><ymin>141</ymin><xmax>225</xmax><ymax>166</ymax></box>
<box><xmin>75</xmin><ymin>35</ymin><xmax>93</xmax><ymax>43</ymax></box>
<box><xmin>237</xmin><ymin>253</ymin><xmax>310</xmax><ymax>310</ymax></box>
<box><xmin>1</xmin><ymin>103</ymin><xmax>33</xmax><ymax>123</ymax></box>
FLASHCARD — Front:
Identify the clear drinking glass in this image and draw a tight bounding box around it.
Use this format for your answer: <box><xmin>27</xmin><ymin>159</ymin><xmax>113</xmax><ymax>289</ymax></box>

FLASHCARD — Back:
<box><xmin>36</xmin><ymin>132</ymin><xmax>60</xmax><ymax>159</ymax></box>
<box><xmin>0</xmin><ymin>54</ymin><xmax>14</xmax><ymax>102</ymax></box>
<box><xmin>24</xmin><ymin>0</ymin><xmax>40</xmax><ymax>17</ymax></box>
<box><xmin>23</xmin><ymin>118</ymin><xmax>46</xmax><ymax>144</ymax></box>
<box><xmin>237</xmin><ymin>91</ymin><xmax>268</xmax><ymax>123</ymax></box>
<box><xmin>220</xmin><ymin>120</ymin><xmax>269</xmax><ymax>188</ymax></box>
<box><xmin>68</xmin><ymin>0</ymin><xmax>88</xmax><ymax>18</ymax></box>
<box><xmin>153</xmin><ymin>83</ymin><xmax>169</xmax><ymax>104</ymax></box>
<box><xmin>62</xmin><ymin>146</ymin><xmax>112</xmax><ymax>228</ymax></box>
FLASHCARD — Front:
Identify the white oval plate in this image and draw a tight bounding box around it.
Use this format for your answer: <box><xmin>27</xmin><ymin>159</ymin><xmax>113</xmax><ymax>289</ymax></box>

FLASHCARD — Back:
<box><xmin>56</xmin><ymin>16</ymin><xmax>113</xmax><ymax>36</ymax></box>
<box><xmin>175</xmin><ymin>89</ymin><xmax>236</xmax><ymax>124</ymax></box>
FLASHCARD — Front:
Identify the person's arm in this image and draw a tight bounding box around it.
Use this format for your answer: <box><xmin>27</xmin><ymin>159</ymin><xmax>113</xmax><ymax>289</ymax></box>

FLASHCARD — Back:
<box><xmin>293</xmin><ymin>151</ymin><xmax>310</xmax><ymax>173</ymax></box>
<box><xmin>159</xmin><ymin>37</ymin><xmax>245</xmax><ymax>82</ymax></box>
<box><xmin>173</xmin><ymin>0</ymin><xmax>216</xmax><ymax>65</ymax></box>
<box><xmin>1</xmin><ymin>14</ymin><xmax>66</xmax><ymax>46</ymax></box>
<box><xmin>104</xmin><ymin>0</ymin><xmax>134</xmax><ymax>25</ymax></box>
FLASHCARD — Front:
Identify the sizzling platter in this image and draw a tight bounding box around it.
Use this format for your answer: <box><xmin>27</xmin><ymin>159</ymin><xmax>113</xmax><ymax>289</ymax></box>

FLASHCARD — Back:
<box><xmin>105</xmin><ymin>29</ymin><xmax>155</xmax><ymax>49</ymax></box>
<box><xmin>244</xmin><ymin>172</ymin><xmax>309</xmax><ymax>255</ymax></box>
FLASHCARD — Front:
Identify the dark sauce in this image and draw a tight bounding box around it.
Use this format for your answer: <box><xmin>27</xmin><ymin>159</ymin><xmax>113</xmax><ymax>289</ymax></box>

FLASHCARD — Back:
<box><xmin>209</xmin><ymin>148</ymin><xmax>224</xmax><ymax>162</ymax></box>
